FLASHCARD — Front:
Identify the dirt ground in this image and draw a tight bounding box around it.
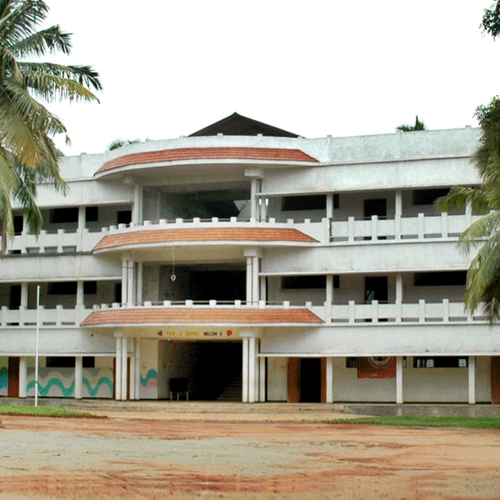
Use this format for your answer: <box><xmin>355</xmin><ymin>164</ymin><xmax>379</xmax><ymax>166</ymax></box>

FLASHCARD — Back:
<box><xmin>1</xmin><ymin>414</ymin><xmax>500</xmax><ymax>500</ymax></box>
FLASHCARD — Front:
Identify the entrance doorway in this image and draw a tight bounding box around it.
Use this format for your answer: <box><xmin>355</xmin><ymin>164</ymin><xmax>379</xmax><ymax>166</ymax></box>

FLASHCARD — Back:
<box><xmin>158</xmin><ymin>341</ymin><xmax>242</xmax><ymax>401</ymax></box>
<box><xmin>287</xmin><ymin>357</ymin><xmax>325</xmax><ymax>403</ymax></box>
<box><xmin>8</xmin><ymin>357</ymin><xmax>20</xmax><ymax>397</ymax></box>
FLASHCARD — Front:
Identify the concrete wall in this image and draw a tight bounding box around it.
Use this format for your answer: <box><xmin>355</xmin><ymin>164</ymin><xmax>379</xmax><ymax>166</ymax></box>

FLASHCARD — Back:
<box><xmin>267</xmin><ymin>357</ymin><xmax>287</xmax><ymax>401</ymax></box>
<box><xmin>140</xmin><ymin>339</ymin><xmax>158</xmax><ymax>399</ymax></box>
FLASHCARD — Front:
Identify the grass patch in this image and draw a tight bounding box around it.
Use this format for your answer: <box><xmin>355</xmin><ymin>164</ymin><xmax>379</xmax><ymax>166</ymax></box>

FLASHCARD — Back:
<box><xmin>326</xmin><ymin>416</ymin><xmax>500</xmax><ymax>430</ymax></box>
<box><xmin>0</xmin><ymin>404</ymin><xmax>104</xmax><ymax>418</ymax></box>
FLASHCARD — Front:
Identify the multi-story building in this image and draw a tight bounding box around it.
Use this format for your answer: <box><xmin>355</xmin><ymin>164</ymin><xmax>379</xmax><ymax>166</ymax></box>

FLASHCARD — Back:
<box><xmin>1</xmin><ymin>113</ymin><xmax>498</xmax><ymax>405</ymax></box>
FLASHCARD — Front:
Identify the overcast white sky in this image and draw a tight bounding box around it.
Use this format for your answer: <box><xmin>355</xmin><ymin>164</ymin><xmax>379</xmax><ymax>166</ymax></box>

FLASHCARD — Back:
<box><xmin>43</xmin><ymin>0</ymin><xmax>500</xmax><ymax>156</ymax></box>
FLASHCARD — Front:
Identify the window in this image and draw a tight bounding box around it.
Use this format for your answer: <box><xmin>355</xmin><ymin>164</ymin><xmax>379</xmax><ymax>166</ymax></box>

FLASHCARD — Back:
<box><xmin>282</xmin><ymin>195</ymin><xmax>327</xmax><ymax>211</ymax></box>
<box><xmin>49</xmin><ymin>207</ymin><xmax>78</xmax><ymax>224</ymax></box>
<box><xmin>282</xmin><ymin>275</ymin><xmax>339</xmax><ymax>289</ymax></box>
<box><xmin>364</xmin><ymin>198</ymin><xmax>387</xmax><ymax>219</ymax></box>
<box><xmin>13</xmin><ymin>215</ymin><xmax>23</xmax><ymax>235</ymax></box>
<box><xmin>86</xmin><ymin>206</ymin><xmax>99</xmax><ymax>222</ymax></box>
<box><xmin>47</xmin><ymin>282</ymin><xmax>77</xmax><ymax>295</ymax></box>
<box><xmin>84</xmin><ymin>281</ymin><xmax>97</xmax><ymax>294</ymax></box>
<box><xmin>413</xmin><ymin>271</ymin><xmax>466</xmax><ymax>287</ymax></box>
<box><xmin>9</xmin><ymin>285</ymin><xmax>21</xmax><ymax>309</ymax></box>
<box><xmin>412</xmin><ymin>188</ymin><xmax>450</xmax><ymax>206</ymax></box>
<box><xmin>46</xmin><ymin>356</ymin><xmax>95</xmax><ymax>368</ymax></box>
<box><xmin>413</xmin><ymin>356</ymin><xmax>468</xmax><ymax>368</ymax></box>
<box><xmin>117</xmin><ymin>210</ymin><xmax>132</xmax><ymax>225</ymax></box>
<box><xmin>346</xmin><ymin>357</ymin><xmax>357</xmax><ymax>368</ymax></box>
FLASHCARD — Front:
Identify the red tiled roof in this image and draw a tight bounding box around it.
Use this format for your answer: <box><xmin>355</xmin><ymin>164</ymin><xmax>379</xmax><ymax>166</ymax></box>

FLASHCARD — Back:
<box><xmin>81</xmin><ymin>307</ymin><xmax>323</xmax><ymax>327</ymax></box>
<box><xmin>93</xmin><ymin>227</ymin><xmax>318</xmax><ymax>252</ymax></box>
<box><xmin>96</xmin><ymin>147</ymin><xmax>318</xmax><ymax>175</ymax></box>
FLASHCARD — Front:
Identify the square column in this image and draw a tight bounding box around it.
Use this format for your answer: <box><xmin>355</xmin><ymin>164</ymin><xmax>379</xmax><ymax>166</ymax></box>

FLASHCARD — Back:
<box><xmin>75</xmin><ymin>356</ymin><xmax>83</xmax><ymax>399</ymax></box>
<box><xmin>115</xmin><ymin>335</ymin><xmax>122</xmax><ymax>400</ymax></box>
<box><xmin>396</xmin><ymin>356</ymin><xmax>404</xmax><ymax>404</ymax></box>
<box><xmin>121</xmin><ymin>336</ymin><xmax>128</xmax><ymax>401</ymax></box>
<box><xmin>248</xmin><ymin>336</ymin><xmax>256</xmax><ymax>403</ymax></box>
<box><xmin>19</xmin><ymin>357</ymin><xmax>27</xmax><ymax>398</ymax></box>
<box><xmin>468</xmin><ymin>356</ymin><xmax>476</xmax><ymax>404</ymax></box>
<box><xmin>134</xmin><ymin>338</ymin><xmax>141</xmax><ymax>400</ymax></box>
<box><xmin>242</xmin><ymin>337</ymin><xmax>249</xmax><ymax>402</ymax></box>
<box><xmin>129</xmin><ymin>340</ymin><xmax>136</xmax><ymax>401</ymax></box>
<box><xmin>259</xmin><ymin>357</ymin><xmax>266</xmax><ymax>402</ymax></box>
<box><xmin>326</xmin><ymin>357</ymin><xmax>334</xmax><ymax>403</ymax></box>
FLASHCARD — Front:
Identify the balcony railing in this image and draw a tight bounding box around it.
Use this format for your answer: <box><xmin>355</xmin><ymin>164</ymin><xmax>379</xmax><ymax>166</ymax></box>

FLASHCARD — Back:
<box><xmin>1</xmin><ymin>213</ymin><xmax>480</xmax><ymax>255</ymax></box>
<box><xmin>0</xmin><ymin>299</ymin><xmax>487</xmax><ymax>328</ymax></box>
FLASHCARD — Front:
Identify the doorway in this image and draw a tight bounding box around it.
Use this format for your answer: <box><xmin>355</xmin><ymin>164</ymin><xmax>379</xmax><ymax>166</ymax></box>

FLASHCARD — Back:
<box><xmin>8</xmin><ymin>357</ymin><xmax>20</xmax><ymax>397</ymax></box>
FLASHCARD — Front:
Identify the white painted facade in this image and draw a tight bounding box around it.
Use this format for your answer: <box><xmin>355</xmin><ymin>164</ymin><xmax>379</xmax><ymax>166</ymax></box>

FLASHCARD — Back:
<box><xmin>0</xmin><ymin>119</ymin><xmax>498</xmax><ymax>404</ymax></box>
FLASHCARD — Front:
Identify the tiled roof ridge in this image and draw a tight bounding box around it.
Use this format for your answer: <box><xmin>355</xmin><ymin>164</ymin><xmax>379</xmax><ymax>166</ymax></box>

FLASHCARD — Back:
<box><xmin>81</xmin><ymin>306</ymin><xmax>324</xmax><ymax>326</ymax></box>
<box><xmin>93</xmin><ymin>227</ymin><xmax>318</xmax><ymax>252</ymax></box>
<box><xmin>96</xmin><ymin>147</ymin><xmax>318</xmax><ymax>175</ymax></box>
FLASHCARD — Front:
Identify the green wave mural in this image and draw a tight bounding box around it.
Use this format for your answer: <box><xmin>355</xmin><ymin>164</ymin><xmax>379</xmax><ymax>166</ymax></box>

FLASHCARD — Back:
<box><xmin>83</xmin><ymin>376</ymin><xmax>113</xmax><ymax>398</ymax></box>
<box><xmin>27</xmin><ymin>378</ymin><xmax>75</xmax><ymax>397</ymax></box>
<box><xmin>140</xmin><ymin>369</ymin><xmax>158</xmax><ymax>386</ymax></box>
<box><xmin>0</xmin><ymin>367</ymin><xmax>7</xmax><ymax>395</ymax></box>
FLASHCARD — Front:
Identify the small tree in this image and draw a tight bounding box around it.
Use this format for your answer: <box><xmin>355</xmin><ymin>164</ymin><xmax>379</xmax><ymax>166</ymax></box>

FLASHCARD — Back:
<box><xmin>396</xmin><ymin>116</ymin><xmax>427</xmax><ymax>132</ymax></box>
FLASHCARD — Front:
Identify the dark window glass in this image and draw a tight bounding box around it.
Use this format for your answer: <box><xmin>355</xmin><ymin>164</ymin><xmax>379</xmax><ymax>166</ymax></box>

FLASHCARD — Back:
<box><xmin>413</xmin><ymin>356</ymin><xmax>468</xmax><ymax>368</ymax></box>
<box><xmin>364</xmin><ymin>199</ymin><xmax>387</xmax><ymax>219</ymax></box>
<box><xmin>346</xmin><ymin>357</ymin><xmax>357</xmax><ymax>368</ymax></box>
<box><xmin>117</xmin><ymin>210</ymin><xmax>132</xmax><ymax>225</ymax></box>
<box><xmin>46</xmin><ymin>356</ymin><xmax>95</xmax><ymax>368</ymax></box>
<box><xmin>86</xmin><ymin>206</ymin><xmax>99</xmax><ymax>222</ymax></box>
<box><xmin>413</xmin><ymin>271</ymin><xmax>466</xmax><ymax>287</ymax></box>
<box><xmin>47</xmin><ymin>282</ymin><xmax>77</xmax><ymax>295</ymax></box>
<box><xmin>83</xmin><ymin>281</ymin><xmax>97</xmax><ymax>295</ymax></box>
<box><xmin>282</xmin><ymin>195</ymin><xmax>326</xmax><ymax>211</ymax></box>
<box><xmin>412</xmin><ymin>188</ymin><xmax>450</xmax><ymax>206</ymax></box>
<box><xmin>13</xmin><ymin>216</ymin><xmax>23</xmax><ymax>235</ymax></box>
<box><xmin>114</xmin><ymin>283</ymin><xmax>122</xmax><ymax>303</ymax></box>
<box><xmin>50</xmin><ymin>207</ymin><xmax>78</xmax><ymax>224</ymax></box>
<box><xmin>282</xmin><ymin>275</ymin><xmax>327</xmax><ymax>289</ymax></box>
<box><xmin>9</xmin><ymin>285</ymin><xmax>21</xmax><ymax>309</ymax></box>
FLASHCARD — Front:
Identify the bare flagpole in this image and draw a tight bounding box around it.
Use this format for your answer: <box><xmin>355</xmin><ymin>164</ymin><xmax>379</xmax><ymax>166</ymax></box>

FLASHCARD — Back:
<box><xmin>35</xmin><ymin>285</ymin><xmax>40</xmax><ymax>407</ymax></box>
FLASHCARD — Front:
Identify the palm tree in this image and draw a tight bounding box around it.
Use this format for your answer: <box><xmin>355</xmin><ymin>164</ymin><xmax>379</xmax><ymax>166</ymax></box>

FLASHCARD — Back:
<box><xmin>0</xmin><ymin>0</ymin><xmax>101</xmax><ymax>253</ymax></box>
<box><xmin>396</xmin><ymin>116</ymin><xmax>427</xmax><ymax>132</ymax></box>
<box><xmin>436</xmin><ymin>97</ymin><xmax>500</xmax><ymax>323</ymax></box>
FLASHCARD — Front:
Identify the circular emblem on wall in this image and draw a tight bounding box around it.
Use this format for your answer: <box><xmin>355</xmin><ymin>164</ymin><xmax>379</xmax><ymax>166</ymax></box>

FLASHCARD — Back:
<box><xmin>367</xmin><ymin>357</ymin><xmax>393</xmax><ymax>369</ymax></box>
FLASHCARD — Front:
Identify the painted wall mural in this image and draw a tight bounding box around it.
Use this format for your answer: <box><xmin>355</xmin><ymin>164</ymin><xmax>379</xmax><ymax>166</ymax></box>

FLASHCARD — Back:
<box><xmin>0</xmin><ymin>366</ymin><xmax>7</xmax><ymax>396</ymax></box>
<box><xmin>140</xmin><ymin>369</ymin><xmax>158</xmax><ymax>399</ymax></box>
<box><xmin>27</xmin><ymin>368</ymin><xmax>74</xmax><ymax>397</ymax></box>
<box><xmin>26</xmin><ymin>367</ymin><xmax>114</xmax><ymax>398</ymax></box>
<box><xmin>82</xmin><ymin>368</ymin><xmax>113</xmax><ymax>398</ymax></box>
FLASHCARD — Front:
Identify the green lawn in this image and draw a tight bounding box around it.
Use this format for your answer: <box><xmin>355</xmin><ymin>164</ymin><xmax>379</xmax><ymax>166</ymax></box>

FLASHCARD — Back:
<box><xmin>326</xmin><ymin>416</ymin><xmax>500</xmax><ymax>429</ymax></box>
<box><xmin>0</xmin><ymin>404</ymin><xmax>102</xmax><ymax>418</ymax></box>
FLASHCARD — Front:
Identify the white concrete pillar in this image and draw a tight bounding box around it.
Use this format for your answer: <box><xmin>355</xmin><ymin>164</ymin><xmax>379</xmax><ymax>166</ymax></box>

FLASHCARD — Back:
<box><xmin>19</xmin><ymin>357</ymin><xmax>27</xmax><ymax>398</ymax></box>
<box><xmin>395</xmin><ymin>190</ymin><xmax>402</xmax><ymax>240</ymax></box>
<box><xmin>466</xmin><ymin>197</ymin><xmax>473</xmax><ymax>226</ymax></box>
<box><xmin>20</xmin><ymin>283</ymin><xmax>28</xmax><ymax>308</ymax></box>
<box><xmin>75</xmin><ymin>356</ymin><xmax>83</xmax><ymax>399</ymax></box>
<box><xmin>248</xmin><ymin>336</ymin><xmax>256</xmax><ymax>403</ymax></box>
<box><xmin>468</xmin><ymin>356</ymin><xmax>476</xmax><ymax>405</ymax></box>
<box><xmin>115</xmin><ymin>335</ymin><xmax>122</xmax><ymax>400</ymax></box>
<box><xmin>242</xmin><ymin>337</ymin><xmax>249</xmax><ymax>402</ymax></box>
<box><xmin>326</xmin><ymin>357</ymin><xmax>334</xmax><ymax>403</ymax></box>
<box><xmin>246</xmin><ymin>257</ymin><xmax>253</xmax><ymax>304</ymax></box>
<box><xmin>135</xmin><ymin>338</ymin><xmax>141</xmax><ymax>400</ymax></box>
<box><xmin>129</xmin><ymin>339</ymin><xmax>136</xmax><ymax>401</ymax></box>
<box><xmin>136</xmin><ymin>262</ymin><xmax>143</xmax><ymax>304</ymax></box>
<box><xmin>121</xmin><ymin>337</ymin><xmax>128</xmax><ymax>400</ymax></box>
<box><xmin>127</xmin><ymin>261</ymin><xmax>135</xmax><ymax>306</ymax></box>
<box><xmin>326</xmin><ymin>193</ymin><xmax>334</xmax><ymax>219</ymax></box>
<box><xmin>121</xmin><ymin>259</ymin><xmax>128</xmax><ymax>304</ymax></box>
<box><xmin>78</xmin><ymin>206</ymin><xmax>86</xmax><ymax>230</ymax></box>
<box><xmin>76</xmin><ymin>280</ymin><xmax>84</xmax><ymax>308</ymax></box>
<box><xmin>396</xmin><ymin>273</ymin><xmax>403</xmax><ymax>302</ymax></box>
<box><xmin>396</xmin><ymin>356</ymin><xmax>404</xmax><ymax>404</ymax></box>
<box><xmin>259</xmin><ymin>356</ymin><xmax>266</xmax><ymax>402</ymax></box>
<box><xmin>133</xmin><ymin>185</ymin><xmax>143</xmax><ymax>224</ymax></box>
<box><xmin>250</xmin><ymin>178</ymin><xmax>258</xmax><ymax>220</ymax></box>
<box><xmin>326</xmin><ymin>275</ymin><xmax>334</xmax><ymax>324</ymax></box>
<box><xmin>260</xmin><ymin>276</ymin><xmax>267</xmax><ymax>303</ymax></box>
<box><xmin>252</xmin><ymin>256</ymin><xmax>259</xmax><ymax>303</ymax></box>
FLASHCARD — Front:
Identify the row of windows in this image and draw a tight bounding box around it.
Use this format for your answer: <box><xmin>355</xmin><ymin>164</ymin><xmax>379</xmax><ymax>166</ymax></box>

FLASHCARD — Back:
<box><xmin>346</xmin><ymin>357</ymin><xmax>468</xmax><ymax>369</ymax></box>
<box><xmin>281</xmin><ymin>189</ymin><xmax>451</xmax><ymax>212</ymax></box>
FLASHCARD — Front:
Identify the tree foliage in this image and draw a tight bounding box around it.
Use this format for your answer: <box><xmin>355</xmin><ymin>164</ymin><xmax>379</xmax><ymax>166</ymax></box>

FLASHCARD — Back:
<box><xmin>482</xmin><ymin>1</ymin><xmax>500</xmax><ymax>39</ymax></box>
<box><xmin>396</xmin><ymin>115</ymin><xmax>427</xmax><ymax>132</ymax></box>
<box><xmin>0</xmin><ymin>0</ymin><xmax>101</xmax><ymax>253</ymax></box>
<box><xmin>436</xmin><ymin>97</ymin><xmax>500</xmax><ymax>322</ymax></box>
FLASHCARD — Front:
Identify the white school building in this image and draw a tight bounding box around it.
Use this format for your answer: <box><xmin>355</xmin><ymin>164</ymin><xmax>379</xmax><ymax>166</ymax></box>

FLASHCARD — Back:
<box><xmin>1</xmin><ymin>113</ymin><xmax>499</xmax><ymax>405</ymax></box>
